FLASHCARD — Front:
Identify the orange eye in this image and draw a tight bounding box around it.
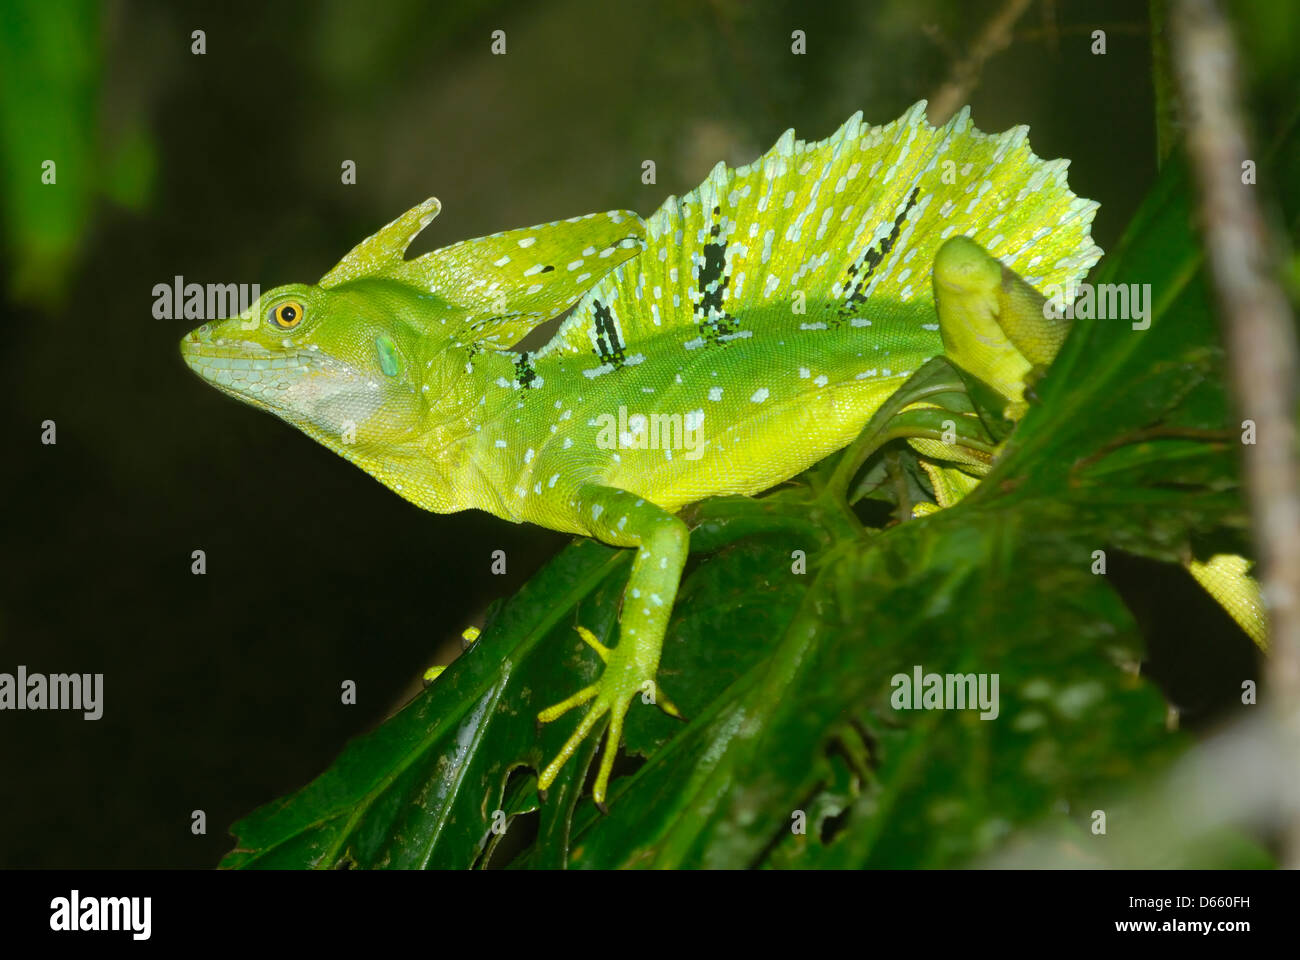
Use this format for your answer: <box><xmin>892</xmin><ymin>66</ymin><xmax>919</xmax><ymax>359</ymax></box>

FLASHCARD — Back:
<box><xmin>270</xmin><ymin>301</ymin><xmax>304</xmax><ymax>329</ymax></box>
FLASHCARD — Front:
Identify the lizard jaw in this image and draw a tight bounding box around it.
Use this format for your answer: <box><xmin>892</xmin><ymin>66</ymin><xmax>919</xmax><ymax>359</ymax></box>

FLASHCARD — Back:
<box><xmin>179</xmin><ymin>330</ymin><xmax>387</xmax><ymax>447</ymax></box>
<box><xmin>179</xmin><ymin>332</ymin><xmax>322</xmax><ymax>414</ymax></box>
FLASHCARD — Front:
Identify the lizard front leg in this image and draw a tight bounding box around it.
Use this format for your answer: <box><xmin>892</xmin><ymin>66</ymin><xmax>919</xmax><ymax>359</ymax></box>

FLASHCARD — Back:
<box><xmin>537</xmin><ymin>484</ymin><xmax>687</xmax><ymax>807</ymax></box>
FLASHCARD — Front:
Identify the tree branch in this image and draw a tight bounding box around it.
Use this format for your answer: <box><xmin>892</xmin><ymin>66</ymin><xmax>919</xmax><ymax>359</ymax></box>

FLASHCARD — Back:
<box><xmin>927</xmin><ymin>0</ymin><xmax>1037</xmax><ymax>125</ymax></box>
<box><xmin>1173</xmin><ymin>0</ymin><xmax>1300</xmax><ymax>867</ymax></box>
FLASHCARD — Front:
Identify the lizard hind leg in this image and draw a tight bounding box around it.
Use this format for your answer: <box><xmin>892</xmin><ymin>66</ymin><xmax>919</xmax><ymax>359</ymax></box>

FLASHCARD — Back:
<box><xmin>536</xmin><ymin>486</ymin><xmax>689</xmax><ymax>808</ymax></box>
<box><xmin>931</xmin><ymin>235</ymin><xmax>1062</xmax><ymax>416</ymax></box>
<box><xmin>930</xmin><ymin>240</ymin><xmax>1270</xmax><ymax>651</ymax></box>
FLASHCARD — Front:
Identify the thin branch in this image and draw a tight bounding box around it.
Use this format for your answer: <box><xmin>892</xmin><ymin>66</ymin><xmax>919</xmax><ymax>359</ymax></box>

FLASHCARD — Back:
<box><xmin>1014</xmin><ymin>22</ymin><xmax>1149</xmax><ymax>41</ymax></box>
<box><xmin>927</xmin><ymin>0</ymin><xmax>1037</xmax><ymax>125</ymax></box>
<box><xmin>1173</xmin><ymin>0</ymin><xmax>1300</xmax><ymax>867</ymax></box>
<box><xmin>926</xmin><ymin>21</ymin><xmax>1149</xmax><ymax>50</ymax></box>
<box><xmin>1149</xmin><ymin>0</ymin><xmax>1178</xmax><ymax>167</ymax></box>
<box><xmin>1039</xmin><ymin>0</ymin><xmax>1060</xmax><ymax>55</ymax></box>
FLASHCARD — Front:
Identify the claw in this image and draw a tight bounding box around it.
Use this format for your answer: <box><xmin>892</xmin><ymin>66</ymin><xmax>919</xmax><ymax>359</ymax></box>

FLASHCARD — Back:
<box><xmin>537</xmin><ymin>693</ymin><xmax>609</xmax><ymax>793</ymax></box>
<box><xmin>537</xmin><ymin>682</ymin><xmax>600</xmax><ymax>723</ymax></box>
<box><xmin>574</xmin><ymin>624</ymin><xmax>611</xmax><ymax>662</ymax></box>
<box><xmin>645</xmin><ymin>679</ymin><xmax>684</xmax><ymax>720</ymax></box>
<box><xmin>536</xmin><ymin>624</ymin><xmax>678</xmax><ymax>806</ymax></box>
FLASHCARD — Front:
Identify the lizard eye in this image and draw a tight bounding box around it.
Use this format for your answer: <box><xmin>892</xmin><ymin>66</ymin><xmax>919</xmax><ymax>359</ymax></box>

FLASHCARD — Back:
<box><xmin>270</xmin><ymin>301</ymin><xmax>304</xmax><ymax>329</ymax></box>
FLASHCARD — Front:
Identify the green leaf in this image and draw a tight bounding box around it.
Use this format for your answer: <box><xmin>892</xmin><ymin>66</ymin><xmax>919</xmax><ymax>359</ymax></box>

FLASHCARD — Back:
<box><xmin>222</xmin><ymin>539</ymin><xmax>630</xmax><ymax>869</ymax></box>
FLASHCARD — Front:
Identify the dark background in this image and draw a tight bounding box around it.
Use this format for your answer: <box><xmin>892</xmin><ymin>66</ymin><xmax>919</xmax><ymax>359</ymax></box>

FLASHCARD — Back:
<box><xmin>0</xmin><ymin>0</ymin><xmax>1285</xmax><ymax>868</ymax></box>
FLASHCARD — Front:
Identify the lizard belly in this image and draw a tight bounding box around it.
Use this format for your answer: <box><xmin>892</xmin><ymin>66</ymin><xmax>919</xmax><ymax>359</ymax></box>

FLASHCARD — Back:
<box><xmin>508</xmin><ymin>312</ymin><xmax>939</xmax><ymax>526</ymax></box>
<box><xmin>604</xmin><ymin>374</ymin><xmax>909</xmax><ymax>512</ymax></box>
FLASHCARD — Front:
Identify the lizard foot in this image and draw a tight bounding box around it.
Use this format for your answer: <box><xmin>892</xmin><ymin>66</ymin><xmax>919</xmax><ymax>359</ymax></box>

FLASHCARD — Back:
<box><xmin>536</xmin><ymin>625</ymin><xmax>681</xmax><ymax>808</ymax></box>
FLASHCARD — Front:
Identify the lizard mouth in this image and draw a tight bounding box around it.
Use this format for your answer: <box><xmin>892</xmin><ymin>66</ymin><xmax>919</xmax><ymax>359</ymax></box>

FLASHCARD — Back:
<box><xmin>179</xmin><ymin>329</ymin><xmax>319</xmax><ymax>412</ymax></box>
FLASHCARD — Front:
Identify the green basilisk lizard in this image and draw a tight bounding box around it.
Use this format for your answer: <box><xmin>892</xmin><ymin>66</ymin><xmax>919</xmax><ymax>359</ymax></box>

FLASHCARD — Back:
<box><xmin>181</xmin><ymin>101</ymin><xmax>1265</xmax><ymax>807</ymax></box>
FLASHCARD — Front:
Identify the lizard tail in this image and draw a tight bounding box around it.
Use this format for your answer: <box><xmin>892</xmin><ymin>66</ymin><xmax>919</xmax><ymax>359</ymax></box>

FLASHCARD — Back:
<box><xmin>1186</xmin><ymin>553</ymin><xmax>1268</xmax><ymax>651</ymax></box>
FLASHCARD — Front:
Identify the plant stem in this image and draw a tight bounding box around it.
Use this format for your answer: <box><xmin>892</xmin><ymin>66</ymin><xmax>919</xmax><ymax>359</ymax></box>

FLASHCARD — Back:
<box><xmin>1173</xmin><ymin>0</ymin><xmax>1300</xmax><ymax>867</ymax></box>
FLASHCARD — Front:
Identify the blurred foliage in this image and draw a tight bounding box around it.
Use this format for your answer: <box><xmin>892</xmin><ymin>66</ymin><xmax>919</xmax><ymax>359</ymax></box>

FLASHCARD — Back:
<box><xmin>0</xmin><ymin>0</ymin><xmax>155</xmax><ymax>306</ymax></box>
<box><xmin>0</xmin><ymin>0</ymin><xmax>101</xmax><ymax>305</ymax></box>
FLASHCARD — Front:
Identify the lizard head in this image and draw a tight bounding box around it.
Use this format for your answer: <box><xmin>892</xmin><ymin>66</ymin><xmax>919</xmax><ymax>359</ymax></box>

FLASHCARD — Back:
<box><xmin>179</xmin><ymin>195</ymin><xmax>645</xmax><ymax>513</ymax></box>
<box><xmin>179</xmin><ymin>277</ymin><xmax>448</xmax><ymax>490</ymax></box>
